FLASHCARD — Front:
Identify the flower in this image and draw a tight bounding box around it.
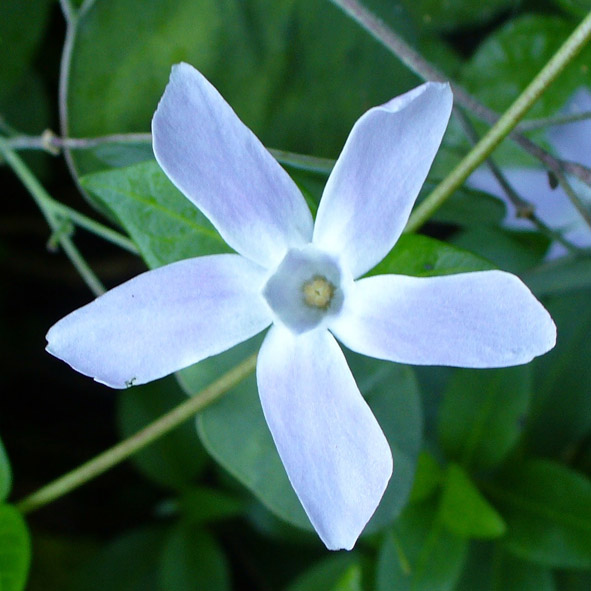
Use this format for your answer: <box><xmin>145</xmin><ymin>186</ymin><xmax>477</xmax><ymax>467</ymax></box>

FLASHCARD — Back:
<box><xmin>46</xmin><ymin>63</ymin><xmax>556</xmax><ymax>550</ymax></box>
<box><xmin>468</xmin><ymin>88</ymin><xmax>591</xmax><ymax>259</ymax></box>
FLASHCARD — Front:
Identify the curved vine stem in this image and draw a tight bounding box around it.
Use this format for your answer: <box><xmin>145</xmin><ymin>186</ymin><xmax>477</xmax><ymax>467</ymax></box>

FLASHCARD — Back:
<box><xmin>17</xmin><ymin>353</ymin><xmax>258</xmax><ymax>514</ymax></box>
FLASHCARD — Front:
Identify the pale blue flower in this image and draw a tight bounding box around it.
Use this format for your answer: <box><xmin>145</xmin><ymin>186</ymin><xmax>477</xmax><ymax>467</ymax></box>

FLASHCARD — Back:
<box><xmin>47</xmin><ymin>63</ymin><xmax>556</xmax><ymax>550</ymax></box>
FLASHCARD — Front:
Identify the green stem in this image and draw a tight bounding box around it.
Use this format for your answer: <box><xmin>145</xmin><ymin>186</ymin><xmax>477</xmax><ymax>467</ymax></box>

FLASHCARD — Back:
<box><xmin>0</xmin><ymin>138</ymin><xmax>106</xmax><ymax>296</ymax></box>
<box><xmin>49</xmin><ymin>200</ymin><xmax>138</xmax><ymax>254</ymax></box>
<box><xmin>5</xmin><ymin>132</ymin><xmax>337</xmax><ymax>175</ymax></box>
<box><xmin>17</xmin><ymin>353</ymin><xmax>258</xmax><ymax>514</ymax></box>
<box><xmin>405</xmin><ymin>11</ymin><xmax>591</xmax><ymax>233</ymax></box>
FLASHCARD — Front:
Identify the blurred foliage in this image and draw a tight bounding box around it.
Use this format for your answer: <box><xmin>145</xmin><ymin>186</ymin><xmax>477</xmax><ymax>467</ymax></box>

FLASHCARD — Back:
<box><xmin>1</xmin><ymin>0</ymin><xmax>591</xmax><ymax>589</ymax></box>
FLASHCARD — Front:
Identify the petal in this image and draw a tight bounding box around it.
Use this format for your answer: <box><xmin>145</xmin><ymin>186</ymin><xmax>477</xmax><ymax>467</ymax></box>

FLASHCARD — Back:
<box><xmin>46</xmin><ymin>255</ymin><xmax>272</xmax><ymax>388</ymax></box>
<box><xmin>330</xmin><ymin>271</ymin><xmax>556</xmax><ymax>368</ymax></box>
<box><xmin>256</xmin><ymin>326</ymin><xmax>393</xmax><ymax>550</ymax></box>
<box><xmin>313</xmin><ymin>82</ymin><xmax>453</xmax><ymax>278</ymax></box>
<box><xmin>152</xmin><ymin>63</ymin><xmax>313</xmax><ymax>268</ymax></box>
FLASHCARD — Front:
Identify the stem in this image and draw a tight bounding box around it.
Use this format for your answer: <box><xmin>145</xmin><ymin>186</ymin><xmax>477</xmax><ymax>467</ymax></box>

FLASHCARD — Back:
<box><xmin>4</xmin><ymin>132</ymin><xmax>337</xmax><ymax>175</ymax></box>
<box><xmin>0</xmin><ymin>138</ymin><xmax>106</xmax><ymax>296</ymax></box>
<box><xmin>49</xmin><ymin>200</ymin><xmax>139</xmax><ymax>254</ymax></box>
<box><xmin>58</xmin><ymin>0</ymin><xmax>97</xmax><ymax>206</ymax></box>
<box><xmin>404</xmin><ymin>11</ymin><xmax>591</xmax><ymax>233</ymax></box>
<box><xmin>17</xmin><ymin>353</ymin><xmax>258</xmax><ymax>514</ymax></box>
<box><xmin>328</xmin><ymin>0</ymin><xmax>591</xmax><ymax>189</ymax></box>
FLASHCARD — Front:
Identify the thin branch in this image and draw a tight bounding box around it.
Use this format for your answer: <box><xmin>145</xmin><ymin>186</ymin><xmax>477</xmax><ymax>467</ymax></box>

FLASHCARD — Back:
<box><xmin>0</xmin><ymin>138</ymin><xmax>106</xmax><ymax>296</ymax></box>
<box><xmin>328</xmin><ymin>0</ymin><xmax>591</xmax><ymax>189</ymax></box>
<box><xmin>4</xmin><ymin>132</ymin><xmax>337</xmax><ymax>175</ymax></box>
<box><xmin>16</xmin><ymin>353</ymin><xmax>258</xmax><ymax>514</ymax></box>
<box><xmin>58</xmin><ymin>0</ymin><xmax>76</xmax><ymax>25</ymax></box>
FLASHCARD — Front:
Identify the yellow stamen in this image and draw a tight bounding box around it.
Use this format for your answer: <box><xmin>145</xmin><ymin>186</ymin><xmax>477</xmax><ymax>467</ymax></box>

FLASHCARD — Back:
<box><xmin>303</xmin><ymin>276</ymin><xmax>335</xmax><ymax>310</ymax></box>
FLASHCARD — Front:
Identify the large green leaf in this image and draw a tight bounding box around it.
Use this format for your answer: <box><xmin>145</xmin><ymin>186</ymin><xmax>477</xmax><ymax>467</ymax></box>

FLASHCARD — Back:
<box><xmin>81</xmin><ymin>161</ymin><xmax>230</xmax><ymax>268</ymax></box>
<box><xmin>159</xmin><ymin>523</ymin><xmax>230</xmax><ymax>591</ymax></box>
<box><xmin>487</xmin><ymin>459</ymin><xmax>591</xmax><ymax>568</ymax></box>
<box><xmin>116</xmin><ymin>377</ymin><xmax>208</xmax><ymax>490</ymax></box>
<box><xmin>0</xmin><ymin>437</ymin><xmax>11</xmax><ymax>502</ymax></box>
<box><xmin>187</xmin><ymin>339</ymin><xmax>422</xmax><ymax>535</ymax></box>
<box><xmin>463</xmin><ymin>15</ymin><xmax>591</xmax><ymax>120</ymax></box>
<box><xmin>377</xmin><ymin>502</ymin><xmax>468</xmax><ymax>591</ymax></box>
<box><xmin>0</xmin><ymin>504</ymin><xmax>31</xmax><ymax>591</ymax></box>
<box><xmin>439</xmin><ymin>464</ymin><xmax>506</xmax><ymax>539</ymax></box>
<box><xmin>370</xmin><ymin>234</ymin><xmax>495</xmax><ymax>278</ymax></box>
<box><xmin>67</xmin><ymin>0</ymin><xmax>416</xmax><ymax>179</ymax></box>
<box><xmin>438</xmin><ymin>366</ymin><xmax>532</xmax><ymax>471</ymax></box>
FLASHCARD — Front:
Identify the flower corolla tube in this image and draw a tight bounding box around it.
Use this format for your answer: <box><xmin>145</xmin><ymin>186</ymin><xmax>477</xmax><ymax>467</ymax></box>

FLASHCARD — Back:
<box><xmin>46</xmin><ymin>63</ymin><xmax>556</xmax><ymax>550</ymax></box>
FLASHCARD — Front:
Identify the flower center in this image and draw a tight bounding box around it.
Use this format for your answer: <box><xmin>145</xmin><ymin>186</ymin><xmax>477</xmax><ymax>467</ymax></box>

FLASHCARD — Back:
<box><xmin>263</xmin><ymin>246</ymin><xmax>347</xmax><ymax>334</ymax></box>
<box><xmin>303</xmin><ymin>276</ymin><xmax>335</xmax><ymax>310</ymax></box>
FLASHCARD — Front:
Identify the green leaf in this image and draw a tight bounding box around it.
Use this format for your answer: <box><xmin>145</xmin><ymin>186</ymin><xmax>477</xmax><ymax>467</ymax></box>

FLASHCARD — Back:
<box><xmin>526</xmin><ymin>290</ymin><xmax>591</xmax><ymax>456</ymax></box>
<box><xmin>67</xmin><ymin>0</ymin><xmax>418</xmax><ymax>179</ymax></box>
<box><xmin>177</xmin><ymin>486</ymin><xmax>244</xmax><ymax>525</ymax></box>
<box><xmin>117</xmin><ymin>377</ymin><xmax>208</xmax><ymax>490</ymax></box>
<box><xmin>378</xmin><ymin>502</ymin><xmax>467</xmax><ymax>591</ymax></box>
<box><xmin>491</xmin><ymin>551</ymin><xmax>556</xmax><ymax>591</ymax></box>
<box><xmin>0</xmin><ymin>505</ymin><xmax>30</xmax><ymax>591</ymax></box>
<box><xmin>370</xmin><ymin>234</ymin><xmax>495</xmax><ymax>278</ymax></box>
<box><xmin>0</xmin><ymin>437</ymin><xmax>12</xmax><ymax>502</ymax></box>
<box><xmin>81</xmin><ymin>161</ymin><xmax>230</xmax><ymax>269</ymax></box>
<box><xmin>463</xmin><ymin>15</ymin><xmax>591</xmax><ymax>120</ymax></box>
<box><xmin>452</xmin><ymin>227</ymin><xmax>549</xmax><ymax>274</ymax></box>
<box><xmin>68</xmin><ymin>0</ymin><xmax>225</xmax><ymax>175</ymax></box>
<box><xmin>408</xmin><ymin>451</ymin><xmax>443</xmax><ymax>504</ymax></box>
<box><xmin>487</xmin><ymin>459</ymin><xmax>591</xmax><ymax>568</ymax></box>
<box><xmin>429</xmin><ymin>186</ymin><xmax>507</xmax><ymax>227</ymax></box>
<box><xmin>68</xmin><ymin>526</ymin><xmax>164</xmax><ymax>591</ymax></box>
<box><xmin>524</xmin><ymin>257</ymin><xmax>591</xmax><ymax>297</ymax></box>
<box><xmin>439</xmin><ymin>464</ymin><xmax>506</xmax><ymax>539</ymax></box>
<box><xmin>456</xmin><ymin>543</ymin><xmax>556</xmax><ymax>591</ymax></box>
<box><xmin>159</xmin><ymin>523</ymin><xmax>230</xmax><ymax>591</ymax></box>
<box><xmin>286</xmin><ymin>554</ymin><xmax>361</xmax><ymax>591</ymax></box>
<box><xmin>331</xmin><ymin>564</ymin><xmax>363</xmax><ymax>591</ymax></box>
<box><xmin>438</xmin><ymin>366</ymin><xmax>532</xmax><ymax>471</ymax></box>
<box><xmin>399</xmin><ymin>0</ymin><xmax>514</xmax><ymax>32</ymax></box>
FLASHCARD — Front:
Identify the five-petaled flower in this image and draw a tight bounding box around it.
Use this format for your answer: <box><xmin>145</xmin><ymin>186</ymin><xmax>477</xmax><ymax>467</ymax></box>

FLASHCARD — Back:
<box><xmin>46</xmin><ymin>63</ymin><xmax>556</xmax><ymax>550</ymax></box>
